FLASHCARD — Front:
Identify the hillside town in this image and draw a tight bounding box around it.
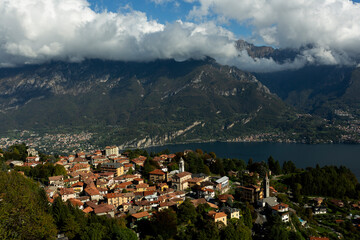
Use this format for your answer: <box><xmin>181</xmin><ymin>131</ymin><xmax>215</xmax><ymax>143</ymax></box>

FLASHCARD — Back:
<box><xmin>4</xmin><ymin>145</ymin><xmax>359</xmax><ymax>240</ymax></box>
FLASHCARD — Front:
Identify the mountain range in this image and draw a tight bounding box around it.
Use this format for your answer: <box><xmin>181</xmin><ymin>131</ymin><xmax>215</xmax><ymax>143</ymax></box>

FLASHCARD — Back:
<box><xmin>0</xmin><ymin>41</ymin><xmax>359</xmax><ymax>149</ymax></box>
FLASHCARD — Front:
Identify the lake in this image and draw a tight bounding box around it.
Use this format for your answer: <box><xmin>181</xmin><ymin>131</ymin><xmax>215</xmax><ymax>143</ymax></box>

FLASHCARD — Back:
<box><xmin>146</xmin><ymin>142</ymin><xmax>360</xmax><ymax>180</ymax></box>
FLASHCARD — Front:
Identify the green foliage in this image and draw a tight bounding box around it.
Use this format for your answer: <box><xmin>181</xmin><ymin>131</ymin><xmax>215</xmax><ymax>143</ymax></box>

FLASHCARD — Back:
<box><xmin>248</xmin><ymin>161</ymin><xmax>268</xmax><ymax>178</ymax></box>
<box><xmin>152</xmin><ymin>209</ymin><xmax>178</xmax><ymax>239</ymax></box>
<box><xmin>210</xmin><ymin>158</ymin><xmax>225</xmax><ymax>176</ymax></box>
<box><xmin>3</xmin><ymin>143</ymin><xmax>28</xmax><ymax>161</ymax></box>
<box><xmin>15</xmin><ymin>163</ymin><xmax>67</xmax><ymax>184</ymax></box>
<box><xmin>268</xmin><ymin>215</ymin><xmax>289</xmax><ymax>240</ymax></box>
<box><xmin>125</xmin><ymin>149</ymin><xmax>149</xmax><ymax>159</ymax></box>
<box><xmin>221</xmin><ymin>219</ymin><xmax>252</xmax><ymax>240</ymax></box>
<box><xmin>177</xmin><ymin>199</ymin><xmax>197</xmax><ymax>224</ymax></box>
<box><xmin>243</xmin><ymin>205</ymin><xmax>253</xmax><ymax>229</ymax></box>
<box><xmin>51</xmin><ymin>197</ymin><xmax>136</xmax><ymax>240</ymax></box>
<box><xmin>143</xmin><ymin>158</ymin><xmax>156</xmax><ymax>179</ymax></box>
<box><xmin>282</xmin><ymin>160</ymin><xmax>297</xmax><ymax>174</ymax></box>
<box><xmin>268</xmin><ymin>156</ymin><xmax>282</xmax><ymax>175</ymax></box>
<box><xmin>285</xmin><ymin>165</ymin><xmax>360</xmax><ymax>199</ymax></box>
<box><xmin>0</xmin><ymin>171</ymin><xmax>57</xmax><ymax>239</ymax></box>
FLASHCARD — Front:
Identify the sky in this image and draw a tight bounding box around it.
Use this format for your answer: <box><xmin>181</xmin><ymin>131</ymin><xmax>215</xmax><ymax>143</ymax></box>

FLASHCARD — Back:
<box><xmin>1</xmin><ymin>0</ymin><xmax>360</xmax><ymax>72</ymax></box>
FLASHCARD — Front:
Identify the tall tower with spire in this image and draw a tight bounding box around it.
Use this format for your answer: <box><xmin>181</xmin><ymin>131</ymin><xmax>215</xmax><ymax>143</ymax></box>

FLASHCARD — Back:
<box><xmin>179</xmin><ymin>158</ymin><xmax>185</xmax><ymax>173</ymax></box>
<box><xmin>264</xmin><ymin>173</ymin><xmax>270</xmax><ymax>198</ymax></box>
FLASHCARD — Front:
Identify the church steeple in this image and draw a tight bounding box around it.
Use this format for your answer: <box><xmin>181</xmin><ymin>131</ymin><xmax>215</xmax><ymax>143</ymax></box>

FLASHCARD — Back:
<box><xmin>264</xmin><ymin>172</ymin><xmax>270</xmax><ymax>198</ymax></box>
<box><xmin>179</xmin><ymin>158</ymin><xmax>185</xmax><ymax>173</ymax></box>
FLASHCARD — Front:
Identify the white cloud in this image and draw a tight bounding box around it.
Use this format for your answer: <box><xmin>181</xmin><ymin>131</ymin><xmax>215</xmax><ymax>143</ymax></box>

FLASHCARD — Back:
<box><xmin>188</xmin><ymin>0</ymin><xmax>360</xmax><ymax>60</ymax></box>
<box><xmin>150</xmin><ymin>0</ymin><xmax>173</xmax><ymax>5</ymax></box>
<box><xmin>0</xmin><ymin>0</ymin><xmax>238</xmax><ymax>66</ymax></box>
<box><xmin>1</xmin><ymin>0</ymin><xmax>359</xmax><ymax>72</ymax></box>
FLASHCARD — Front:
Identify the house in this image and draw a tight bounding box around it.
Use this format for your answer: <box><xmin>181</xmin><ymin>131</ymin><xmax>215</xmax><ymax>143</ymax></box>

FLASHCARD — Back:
<box><xmin>172</xmin><ymin>172</ymin><xmax>192</xmax><ymax>190</ymax></box>
<box><xmin>113</xmin><ymin>181</ymin><xmax>133</xmax><ymax>191</ymax></box>
<box><xmin>272</xmin><ymin>203</ymin><xmax>290</xmax><ymax>222</ymax></box>
<box><xmin>144</xmin><ymin>191</ymin><xmax>158</xmax><ymax>202</ymax></box>
<box><xmin>106</xmin><ymin>192</ymin><xmax>134</xmax><ymax>207</ymax></box>
<box><xmin>187</xmin><ymin>177</ymin><xmax>204</xmax><ymax>188</ymax></box>
<box><xmin>84</xmin><ymin>184</ymin><xmax>102</xmax><ymax>201</ymax></box>
<box><xmin>135</xmin><ymin>183</ymin><xmax>149</xmax><ymax>192</ymax></box>
<box><xmin>68</xmin><ymin>198</ymin><xmax>84</xmax><ymax>209</ymax></box>
<box><xmin>131</xmin><ymin>211</ymin><xmax>151</xmax><ymax>227</ymax></box>
<box><xmin>101</xmin><ymin>162</ymin><xmax>124</xmax><ymax>177</ymax></box>
<box><xmin>7</xmin><ymin>160</ymin><xmax>24</xmax><ymax>167</ymax></box>
<box><xmin>156</xmin><ymin>183</ymin><xmax>169</xmax><ymax>191</ymax></box>
<box><xmin>76</xmin><ymin>152</ymin><xmax>86</xmax><ymax>159</ymax></box>
<box><xmin>70</xmin><ymin>163</ymin><xmax>91</xmax><ymax>173</ymax></box>
<box><xmin>90</xmin><ymin>155</ymin><xmax>108</xmax><ymax>167</ymax></box>
<box><xmin>215</xmin><ymin>176</ymin><xmax>230</xmax><ymax>194</ymax></box>
<box><xmin>158</xmin><ymin>201</ymin><xmax>175</xmax><ymax>211</ymax></box>
<box><xmin>59</xmin><ymin>188</ymin><xmax>76</xmax><ymax>202</ymax></box>
<box><xmin>48</xmin><ymin>175</ymin><xmax>64</xmax><ymax>187</ymax></box>
<box><xmin>73</xmin><ymin>157</ymin><xmax>88</xmax><ymax>164</ymax></box>
<box><xmin>238</xmin><ymin>185</ymin><xmax>263</xmax><ymax>203</ymax></box>
<box><xmin>105</xmin><ymin>146</ymin><xmax>119</xmax><ymax>157</ymax></box>
<box><xmin>132</xmin><ymin>159</ymin><xmax>145</xmax><ymax>167</ymax></box>
<box><xmin>191</xmin><ymin>198</ymin><xmax>218</xmax><ymax>209</ymax></box>
<box><xmin>133</xmin><ymin>178</ymin><xmax>144</xmax><ymax>185</ymax></box>
<box><xmin>26</xmin><ymin>156</ymin><xmax>40</xmax><ymax>162</ymax></box>
<box><xmin>94</xmin><ymin>204</ymin><xmax>115</xmax><ymax>217</ymax></box>
<box><xmin>171</xmin><ymin>197</ymin><xmax>184</xmax><ymax>206</ymax></box>
<box><xmin>27</xmin><ymin>148</ymin><xmax>38</xmax><ymax>157</ymax></box>
<box><xmin>71</xmin><ymin>182</ymin><xmax>84</xmax><ymax>194</ymax></box>
<box><xmin>313</xmin><ymin>207</ymin><xmax>327</xmax><ymax>215</ymax></box>
<box><xmin>83</xmin><ymin>206</ymin><xmax>94</xmax><ymax>214</ymax></box>
<box><xmin>309</xmin><ymin>237</ymin><xmax>330</xmax><ymax>240</ymax></box>
<box><xmin>258</xmin><ymin>196</ymin><xmax>278</xmax><ymax>208</ymax></box>
<box><xmin>313</xmin><ymin>197</ymin><xmax>324</xmax><ymax>206</ymax></box>
<box><xmin>221</xmin><ymin>206</ymin><xmax>240</xmax><ymax>219</ymax></box>
<box><xmin>218</xmin><ymin>194</ymin><xmax>234</xmax><ymax>203</ymax></box>
<box><xmin>330</xmin><ymin>199</ymin><xmax>344</xmax><ymax>208</ymax></box>
<box><xmin>149</xmin><ymin>169</ymin><xmax>166</xmax><ymax>182</ymax></box>
<box><xmin>208</xmin><ymin>211</ymin><xmax>227</xmax><ymax>226</ymax></box>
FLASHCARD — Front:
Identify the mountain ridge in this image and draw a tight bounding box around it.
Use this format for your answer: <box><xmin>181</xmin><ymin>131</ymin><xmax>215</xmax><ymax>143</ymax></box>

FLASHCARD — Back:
<box><xmin>0</xmin><ymin>58</ymin><xmax>341</xmax><ymax>149</ymax></box>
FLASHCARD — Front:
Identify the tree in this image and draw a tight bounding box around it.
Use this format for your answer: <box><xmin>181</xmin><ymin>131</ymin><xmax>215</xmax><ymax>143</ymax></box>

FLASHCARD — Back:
<box><xmin>268</xmin><ymin>215</ymin><xmax>289</xmax><ymax>240</ymax></box>
<box><xmin>0</xmin><ymin>171</ymin><xmax>57</xmax><ymax>240</ymax></box>
<box><xmin>292</xmin><ymin>183</ymin><xmax>303</xmax><ymax>203</ymax></box>
<box><xmin>243</xmin><ymin>206</ymin><xmax>253</xmax><ymax>229</ymax></box>
<box><xmin>152</xmin><ymin>209</ymin><xmax>178</xmax><ymax>239</ymax></box>
<box><xmin>283</xmin><ymin>160</ymin><xmax>297</xmax><ymax>174</ymax></box>
<box><xmin>143</xmin><ymin>159</ymin><xmax>155</xmax><ymax>179</ymax></box>
<box><xmin>268</xmin><ymin>156</ymin><xmax>281</xmax><ymax>175</ymax></box>
<box><xmin>54</xmin><ymin>164</ymin><xmax>67</xmax><ymax>176</ymax></box>
<box><xmin>211</xmin><ymin>158</ymin><xmax>225</xmax><ymax>176</ymax></box>
<box><xmin>177</xmin><ymin>199</ymin><xmax>197</xmax><ymax>224</ymax></box>
<box><xmin>112</xmin><ymin>228</ymin><xmax>137</xmax><ymax>240</ymax></box>
<box><xmin>209</xmin><ymin>152</ymin><xmax>216</xmax><ymax>159</ymax></box>
<box><xmin>221</xmin><ymin>219</ymin><xmax>252</xmax><ymax>240</ymax></box>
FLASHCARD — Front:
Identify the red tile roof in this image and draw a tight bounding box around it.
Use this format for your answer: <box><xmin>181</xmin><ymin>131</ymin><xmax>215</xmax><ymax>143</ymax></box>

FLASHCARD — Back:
<box><xmin>94</xmin><ymin>204</ymin><xmax>115</xmax><ymax>214</ymax></box>
<box><xmin>208</xmin><ymin>211</ymin><xmax>227</xmax><ymax>219</ymax></box>
<box><xmin>59</xmin><ymin>188</ymin><xmax>75</xmax><ymax>195</ymax></box>
<box><xmin>149</xmin><ymin>169</ymin><xmax>165</xmax><ymax>176</ymax></box>
<box><xmin>132</xmin><ymin>211</ymin><xmax>150</xmax><ymax>219</ymax></box>
<box><xmin>83</xmin><ymin>206</ymin><xmax>93</xmax><ymax>213</ymax></box>
<box><xmin>309</xmin><ymin>237</ymin><xmax>330</xmax><ymax>240</ymax></box>
<box><xmin>175</xmin><ymin>172</ymin><xmax>192</xmax><ymax>178</ymax></box>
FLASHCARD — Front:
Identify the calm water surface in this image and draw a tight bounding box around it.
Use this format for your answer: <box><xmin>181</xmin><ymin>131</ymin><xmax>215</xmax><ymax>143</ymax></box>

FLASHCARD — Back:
<box><xmin>146</xmin><ymin>142</ymin><xmax>360</xmax><ymax>180</ymax></box>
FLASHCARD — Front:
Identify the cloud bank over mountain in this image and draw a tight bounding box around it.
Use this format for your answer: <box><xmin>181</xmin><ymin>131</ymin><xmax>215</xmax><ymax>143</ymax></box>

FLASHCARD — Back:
<box><xmin>1</xmin><ymin>0</ymin><xmax>360</xmax><ymax>72</ymax></box>
<box><xmin>189</xmin><ymin>0</ymin><xmax>360</xmax><ymax>65</ymax></box>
